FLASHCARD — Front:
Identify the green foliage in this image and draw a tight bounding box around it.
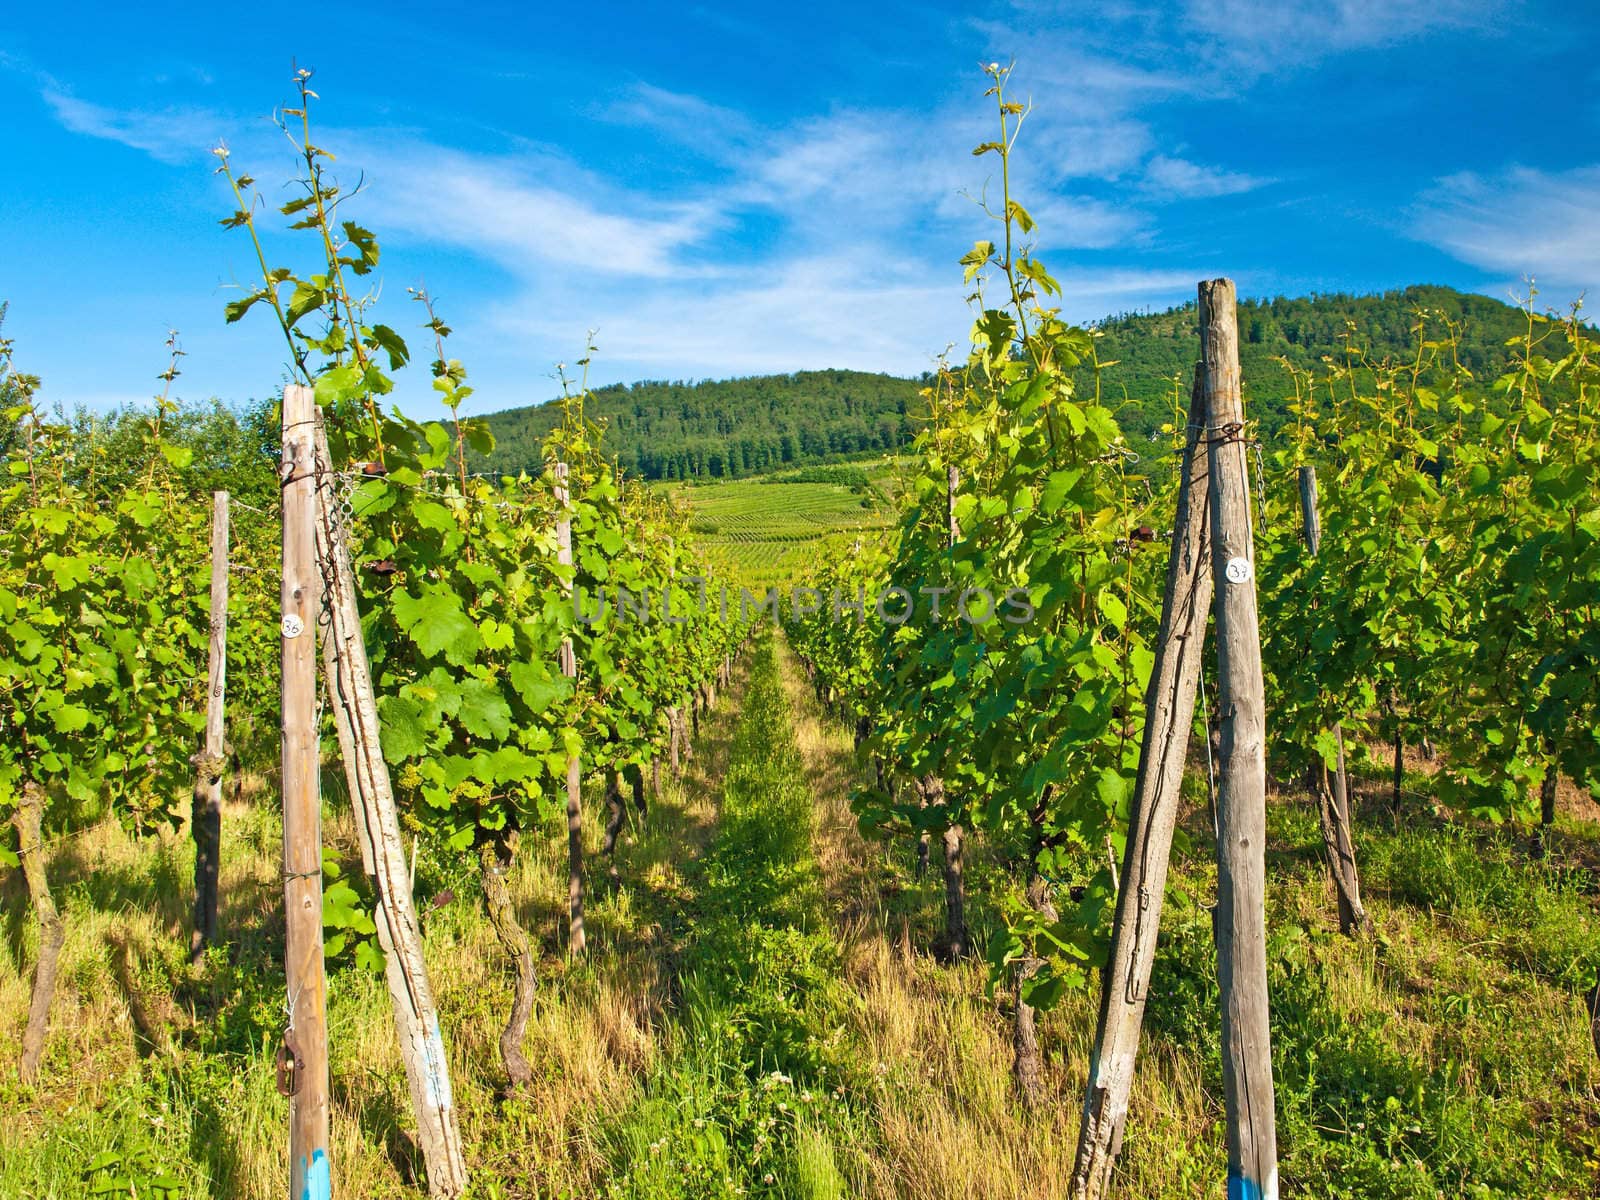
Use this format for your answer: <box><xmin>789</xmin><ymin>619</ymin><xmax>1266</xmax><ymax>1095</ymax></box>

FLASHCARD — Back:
<box><xmin>1079</xmin><ymin>284</ymin><xmax>1574</xmax><ymax>442</ymax></box>
<box><xmin>475</xmin><ymin>370</ymin><xmax>923</xmax><ymax>482</ymax></box>
<box><xmin>216</xmin><ymin>71</ymin><xmax>747</xmax><ymax>942</ymax></box>
<box><xmin>471</xmin><ymin>285</ymin><xmax>1571</xmax><ymax>487</ymax></box>
<box><xmin>667</xmin><ymin>476</ymin><xmax>897</xmax><ymax>585</ymax></box>
<box><xmin>0</xmin><ymin>349</ymin><xmax>232</xmax><ymax>848</ymax></box>
<box><xmin>605</xmin><ymin>634</ymin><xmax>871</xmax><ymax>1200</ymax></box>
<box><xmin>789</xmin><ymin>63</ymin><xmax>1159</xmax><ymax>1005</ymax></box>
<box><xmin>83</xmin><ymin>1147</ymin><xmax>184</xmax><ymax>1198</ymax></box>
<box><xmin>1257</xmin><ymin>295</ymin><xmax>1600</xmax><ymax>823</ymax></box>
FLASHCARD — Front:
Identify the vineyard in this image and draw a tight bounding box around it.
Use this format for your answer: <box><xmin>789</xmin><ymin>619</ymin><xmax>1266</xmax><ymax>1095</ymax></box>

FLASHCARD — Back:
<box><xmin>663</xmin><ymin>471</ymin><xmax>899</xmax><ymax>585</ymax></box>
<box><xmin>2</xmin><ymin>60</ymin><xmax>1599</xmax><ymax>1200</ymax></box>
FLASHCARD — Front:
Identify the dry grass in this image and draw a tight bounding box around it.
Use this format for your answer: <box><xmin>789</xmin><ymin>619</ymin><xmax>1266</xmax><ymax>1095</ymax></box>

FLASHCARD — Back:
<box><xmin>773</xmin><ymin>638</ymin><xmax>1600</xmax><ymax>1199</ymax></box>
<box><xmin>0</xmin><ymin>664</ymin><xmax>751</xmax><ymax>1199</ymax></box>
<box><xmin>776</xmin><ymin>639</ymin><xmax>1220</xmax><ymax>1200</ymax></box>
<box><xmin>5</xmin><ymin>644</ymin><xmax>1596</xmax><ymax>1197</ymax></box>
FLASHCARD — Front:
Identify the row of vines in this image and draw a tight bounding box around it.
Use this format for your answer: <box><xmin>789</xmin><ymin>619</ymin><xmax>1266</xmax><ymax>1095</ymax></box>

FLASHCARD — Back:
<box><xmin>0</xmin><ymin>60</ymin><xmax>1596</xmax><ymax>1200</ymax></box>
<box><xmin>1</xmin><ymin>70</ymin><xmax>752</xmax><ymax>1191</ymax></box>
<box><xmin>787</xmin><ymin>63</ymin><xmax>1599</xmax><ymax>1196</ymax></box>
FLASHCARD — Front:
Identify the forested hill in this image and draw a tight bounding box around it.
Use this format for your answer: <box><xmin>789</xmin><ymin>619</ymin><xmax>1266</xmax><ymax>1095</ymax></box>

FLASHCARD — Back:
<box><xmin>473</xmin><ymin>370</ymin><xmax>925</xmax><ymax>481</ymax></box>
<box><xmin>472</xmin><ymin>285</ymin><xmax>1550</xmax><ymax>480</ymax></box>
<box><xmin>1081</xmin><ymin>283</ymin><xmax>1556</xmax><ymax>441</ymax></box>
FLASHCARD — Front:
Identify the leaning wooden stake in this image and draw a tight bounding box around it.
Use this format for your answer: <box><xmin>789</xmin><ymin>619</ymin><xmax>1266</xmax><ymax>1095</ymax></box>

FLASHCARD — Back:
<box><xmin>1299</xmin><ymin>466</ymin><xmax>1369</xmax><ymax>935</ymax></box>
<box><xmin>312</xmin><ymin>417</ymin><xmax>468</xmax><ymax>1196</ymax></box>
<box><xmin>554</xmin><ymin>461</ymin><xmax>586</xmax><ymax>955</ymax></box>
<box><xmin>1201</xmin><ymin>278</ymin><xmax>1279</xmax><ymax>1200</ymax></box>
<box><xmin>1073</xmin><ymin>366</ymin><xmax>1213</xmax><ymax>1197</ymax></box>
<box><xmin>191</xmin><ymin>490</ymin><xmax>229</xmax><ymax>965</ymax></box>
<box><xmin>279</xmin><ymin>383</ymin><xmax>331</xmax><ymax>1200</ymax></box>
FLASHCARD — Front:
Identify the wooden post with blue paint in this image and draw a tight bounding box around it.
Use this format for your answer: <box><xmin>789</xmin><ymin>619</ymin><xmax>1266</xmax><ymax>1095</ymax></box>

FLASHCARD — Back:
<box><xmin>1200</xmin><ymin>279</ymin><xmax>1280</xmax><ymax>1200</ymax></box>
<box><xmin>280</xmin><ymin>383</ymin><xmax>332</xmax><ymax>1199</ymax></box>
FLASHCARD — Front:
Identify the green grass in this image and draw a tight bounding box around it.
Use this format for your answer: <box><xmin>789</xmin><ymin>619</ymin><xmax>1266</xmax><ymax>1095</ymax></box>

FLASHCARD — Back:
<box><xmin>602</xmin><ymin>631</ymin><xmax>873</xmax><ymax>1199</ymax></box>
<box><xmin>662</xmin><ymin>468</ymin><xmax>899</xmax><ymax>586</ymax></box>
<box><xmin>4</xmin><ymin>639</ymin><xmax>1596</xmax><ymax>1199</ymax></box>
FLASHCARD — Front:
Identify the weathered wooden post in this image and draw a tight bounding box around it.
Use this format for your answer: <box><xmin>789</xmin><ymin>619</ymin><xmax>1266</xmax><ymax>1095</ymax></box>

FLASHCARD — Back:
<box><xmin>1073</xmin><ymin>366</ymin><xmax>1213</xmax><ymax>1196</ymax></box>
<box><xmin>12</xmin><ymin>782</ymin><xmax>62</xmax><ymax>1083</ymax></box>
<box><xmin>555</xmin><ymin>461</ymin><xmax>585</xmax><ymax>955</ymax></box>
<box><xmin>1299</xmin><ymin>466</ymin><xmax>1369</xmax><ymax>935</ymax></box>
<box><xmin>1201</xmin><ymin>278</ymin><xmax>1279</xmax><ymax>1200</ymax></box>
<box><xmin>312</xmin><ymin>417</ymin><xmax>468</xmax><ymax>1196</ymax></box>
<box><xmin>191</xmin><ymin>489</ymin><xmax>229</xmax><ymax>964</ymax></box>
<box><xmin>280</xmin><ymin>383</ymin><xmax>331</xmax><ymax>1199</ymax></box>
<box><xmin>939</xmin><ymin>463</ymin><xmax>967</xmax><ymax>958</ymax></box>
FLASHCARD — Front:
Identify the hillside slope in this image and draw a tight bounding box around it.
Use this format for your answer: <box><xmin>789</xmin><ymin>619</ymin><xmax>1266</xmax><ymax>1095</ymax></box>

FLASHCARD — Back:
<box><xmin>1080</xmin><ymin>283</ymin><xmax>1556</xmax><ymax>440</ymax></box>
<box><xmin>473</xmin><ymin>285</ymin><xmax>1555</xmax><ymax>479</ymax></box>
<box><xmin>475</xmin><ymin>369</ymin><xmax>923</xmax><ymax>482</ymax></box>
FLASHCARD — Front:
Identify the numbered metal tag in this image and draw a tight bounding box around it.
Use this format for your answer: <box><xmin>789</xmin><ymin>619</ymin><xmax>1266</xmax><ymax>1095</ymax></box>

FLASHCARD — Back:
<box><xmin>281</xmin><ymin>614</ymin><xmax>305</xmax><ymax>639</ymax></box>
<box><xmin>1224</xmin><ymin>556</ymin><xmax>1252</xmax><ymax>584</ymax></box>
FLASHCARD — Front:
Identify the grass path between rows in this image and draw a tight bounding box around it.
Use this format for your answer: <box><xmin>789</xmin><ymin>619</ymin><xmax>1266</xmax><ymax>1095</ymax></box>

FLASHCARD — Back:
<box><xmin>595</xmin><ymin>628</ymin><xmax>1093</xmax><ymax>1200</ymax></box>
<box><xmin>604</xmin><ymin>627</ymin><xmax>1108</xmax><ymax>1200</ymax></box>
<box><xmin>773</xmin><ymin>634</ymin><xmax>1107</xmax><ymax>1200</ymax></box>
<box><xmin>600</xmin><ymin>631</ymin><xmax>874</xmax><ymax>1198</ymax></box>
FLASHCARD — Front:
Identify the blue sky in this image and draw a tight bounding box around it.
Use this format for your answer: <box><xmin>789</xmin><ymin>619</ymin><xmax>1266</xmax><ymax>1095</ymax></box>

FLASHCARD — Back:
<box><xmin>1</xmin><ymin>0</ymin><xmax>1594</xmax><ymax>418</ymax></box>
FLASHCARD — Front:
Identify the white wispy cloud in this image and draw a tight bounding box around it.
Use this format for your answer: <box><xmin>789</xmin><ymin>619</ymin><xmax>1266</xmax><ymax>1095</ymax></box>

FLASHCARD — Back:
<box><xmin>487</xmin><ymin>254</ymin><xmax>1199</xmax><ymax>381</ymax></box>
<box><xmin>1185</xmin><ymin>0</ymin><xmax>1513</xmax><ymax>66</ymax></box>
<box><xmin>1414</xmin><ymin>164</ymin><xmax>1600</xmax><ymax>298</ymax></box>
<box><xmin>20</xmin><ymin>54</ymin><xmax>1200</xmax><ymax>397</ymax></box>
<box><xmin>999</xmin><ymin>0</ymin><xmax>1516</xmax><ymax>81</ymax></box>
<box><xmin>1143</xmin><ymin>154</ymin><xmax>1271</xmax><ymax>198</ymax></box>
<box><xmin>348</xmin><ymin>139</ymin><xmax>725</xmax><ymax>280</ymax></box>
<box><xmin>40</xmin><ymin>89</ymin><xmax>226</xmax><ymax>164</ymax></box>
<box><xmin>596</xmin><ymin>82</ymin><xmax>756</xmax><ymax>163</ymax></box>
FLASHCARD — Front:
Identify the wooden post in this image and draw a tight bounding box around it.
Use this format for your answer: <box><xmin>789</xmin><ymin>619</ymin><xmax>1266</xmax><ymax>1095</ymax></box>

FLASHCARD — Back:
<box><xmin>279</xmin><ymin>383</ymin><xmax>331</xmax><ymax>1200</ymax></box>
<box><xmin>1073</xmin><ymin>366</ymin><xmax>1213</xmax><ymax>1198</ymax></box>
<box><xmin>1200</xmin><ymin>278</ymin><xmax>1278</xmax><ymax>1200</ymax></box>
<box><xmin>1297</xmin><ymin>468</ymin><xmax>1319</xmax><ymax>557</ymax></box>
<box><xmin>1299</xmin><ymin>466</ymin><xmax>1369</xmax><ymax>935</ymax></box>
<box><xmin>667</xmin><ymin>706</ymin><xmax>682</xmax><ymax>774</ymax></box>
<box><xmin>191</xmin><ymin>490</ymin><xmax>229</xmax><ymax>964</ymax></box>
<box><xmin>603</xmin><ymin>763</ymin><xmax>625</xmax><ymax>882</ymax></box>
<box><xmin>312</xmin><ymin>417</ymin><xmax>468</xmax><ymax>1196</ymax></box>
<box><xmin>1391</xmin><ymin>712</ymin><xmax>1405</xmax><ymax>817</ymax></box>
<box><xmin>940</xmin><ymin>464</ymin><xmax>966</xmax><ymax>958</ymax></box>
<box><xmin>555</xmin><ymin>461</ymin><xmax>585</xmax><ymax>955</ymax></box>
<box><xmin>12</xmin><ymin>782</ymin><xmax>63</xmax><ymax>1083</ymax></box>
